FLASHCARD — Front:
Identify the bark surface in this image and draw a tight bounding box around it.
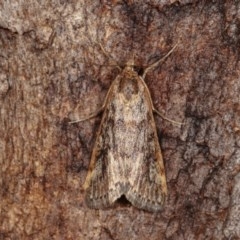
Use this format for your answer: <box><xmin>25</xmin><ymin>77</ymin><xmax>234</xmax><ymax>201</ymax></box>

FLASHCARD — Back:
<box><xmin>1</xmin><ymin>1</ymin><xmax>240</xmax><ymax>239</ymax></box>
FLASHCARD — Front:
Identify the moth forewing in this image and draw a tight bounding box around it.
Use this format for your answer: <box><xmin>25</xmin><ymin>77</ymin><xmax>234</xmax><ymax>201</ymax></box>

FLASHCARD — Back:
<box><xmin>83</xmin><ymin>71</ymin><xmax>125</xmax><ymax>208</ymax></box>
<box><xmin>83</xmin><ymin>66</ymin><xmax>168</xmax><ymax>212</ymax></box>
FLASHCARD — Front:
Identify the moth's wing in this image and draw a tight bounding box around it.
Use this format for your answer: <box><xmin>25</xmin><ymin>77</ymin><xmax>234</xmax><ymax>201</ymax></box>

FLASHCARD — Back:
<box><xmin>125</xmin><ymin>83</ymin><xmax>167</xmax><ymax>212</ymax></box>
<box><xmin>83</xmin><ymin>70</ymin><xmax>167</xmax><ymax>211</ymax></box>
<box><xmin>83</xmin><ymin>80</ymin><xmax>125</xmax><ymax>209</ymax></box>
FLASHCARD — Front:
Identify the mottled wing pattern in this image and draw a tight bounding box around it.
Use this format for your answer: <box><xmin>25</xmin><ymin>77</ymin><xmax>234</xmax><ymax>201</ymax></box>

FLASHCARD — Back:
<box><xmin>84</xmin><ymin>77</ymin><xmax>127</xmax><ymax>209</ymax></box>
<box><xmin>84</xmin><ymin>68</ymin><xmax>167</xmax><ymax>212</ymax></box>
<box><xmin>124</xmin><ymin>96</ymin><xmax>167</xmax><ymax>212</ymax></box>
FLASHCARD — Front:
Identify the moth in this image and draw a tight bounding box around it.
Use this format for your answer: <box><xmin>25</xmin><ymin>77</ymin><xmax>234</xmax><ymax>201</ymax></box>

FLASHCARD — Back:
<box><xmin>71</xmin><ymin>45</ymin><xmax>180</xmax><ymax>212</ymax></box>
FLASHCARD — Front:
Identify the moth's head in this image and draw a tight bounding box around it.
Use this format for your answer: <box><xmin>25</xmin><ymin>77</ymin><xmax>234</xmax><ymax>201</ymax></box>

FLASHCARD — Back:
<box><xmin>124</xmin><ymin>57</ymin><xmax>144</xmax><ymax>76</ymax></box>
<box><xmin>119</xmin><ymin>65</ymin><xmax>139</xmax><ymax>101</ymax></box>
<box><xmin>125</xmin><ymin>58</ymin><xmax>135</xmax><ymax>71</ymax></box>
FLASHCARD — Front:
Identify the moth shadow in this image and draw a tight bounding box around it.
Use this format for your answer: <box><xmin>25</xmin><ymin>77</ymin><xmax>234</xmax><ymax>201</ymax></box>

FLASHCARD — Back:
<box><xmin>116</xmin><ymin>195</ymin><xmax>132</xmax><ymax>207</ymax></box>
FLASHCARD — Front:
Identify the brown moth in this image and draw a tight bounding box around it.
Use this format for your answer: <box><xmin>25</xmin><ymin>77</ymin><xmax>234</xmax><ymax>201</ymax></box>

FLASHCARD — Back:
<box><xmin>72</xmin><ymin>45</ymin><xmax>179</xmax><ymax>212</ymax></box>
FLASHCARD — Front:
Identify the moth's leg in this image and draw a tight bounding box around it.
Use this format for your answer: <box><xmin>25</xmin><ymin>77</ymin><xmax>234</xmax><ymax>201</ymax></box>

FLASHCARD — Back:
<box><xmin>153</xmin><ymin>108</ymin><xmax>184</xmax><ymax>126</ymax></box>
<box><xmin>141</xmin><ymin>78</ymin><xmax>183</xmax><ymax>125</ymax></box>
<box><xmin>69</xmin><ymin>94</ymin><xmax>109</xmax><ymax>124</ymax></box>
<box><xmin>69</xmin><ymin>73</ymin><xmax>116</xmax><ymax>124</ymax></box>
<box><xmin>141</xmin><ymin>43</ymin><xmax>182</xmax><ymax>125</ymax></box>
<box><xmin>142</xmin><ymin>44</ymin><xmax>178</xmax><ymax>80</ymax></box>
<box><xmin>69</xmin><ymin>43</ymin><xmax>120</xmax><ymax>124</ymax></box>
<box><xmin>69</xmin><ymin>106</ymin><xmax>105</xmax><ymax>124</ymax></box>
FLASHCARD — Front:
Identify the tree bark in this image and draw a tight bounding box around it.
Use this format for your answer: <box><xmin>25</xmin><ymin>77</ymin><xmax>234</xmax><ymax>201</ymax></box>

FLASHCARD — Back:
<box><xmin>1</xmin><ymin>1</ymin><xmax>240</xmax><ymax>239</ymax></box>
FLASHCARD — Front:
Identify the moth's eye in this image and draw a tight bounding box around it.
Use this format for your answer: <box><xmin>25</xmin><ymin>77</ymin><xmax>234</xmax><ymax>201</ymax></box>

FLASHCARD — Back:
<box><xmin>136</xmin><ymin>67</ymin><xmax>144</xmax><ymax>76</ymax></box>
<box><xmin>133</xmin><ymin>66</ymin><xmax>138</xmax><ymax>72</ymax></box>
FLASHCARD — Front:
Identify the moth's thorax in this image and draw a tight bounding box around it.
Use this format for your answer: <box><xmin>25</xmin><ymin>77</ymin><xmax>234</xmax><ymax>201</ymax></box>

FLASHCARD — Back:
<box><xmin>119</xmin><ymin>68</ymin><xmax>139</xmax><ymax>101</ymax></box>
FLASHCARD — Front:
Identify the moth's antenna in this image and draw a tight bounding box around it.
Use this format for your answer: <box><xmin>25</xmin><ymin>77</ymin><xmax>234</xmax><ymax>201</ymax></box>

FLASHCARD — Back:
<box><xmin>142</xmin><ymin>44</ymin><xmax>178</xmax><ymax>79</ymax></box>
<box><xmin>97</xmin><ymin>43</ymin><xmax>121</xmax><ymax>71</ymax></box>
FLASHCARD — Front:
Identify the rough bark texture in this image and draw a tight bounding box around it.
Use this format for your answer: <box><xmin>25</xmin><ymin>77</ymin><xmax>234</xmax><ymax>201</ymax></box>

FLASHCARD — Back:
<box><xmin>1</xmin><ymin>1</ymin><xmax>240</xmax><ymax>239</ymax></box>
